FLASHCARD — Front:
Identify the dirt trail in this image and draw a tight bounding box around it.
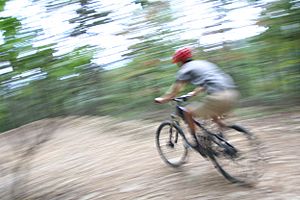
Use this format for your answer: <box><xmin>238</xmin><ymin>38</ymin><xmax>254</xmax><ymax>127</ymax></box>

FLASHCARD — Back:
<box><xmin>0</xmin><ymin>113</ymin><xmax>300</xmax><ymax>200</ymax></box>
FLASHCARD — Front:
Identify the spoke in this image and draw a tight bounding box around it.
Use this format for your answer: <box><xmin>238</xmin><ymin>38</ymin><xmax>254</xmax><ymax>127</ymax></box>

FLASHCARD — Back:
<box><xmin>157</xmin><ymin>123</ymin><xmax>188</xmax><ymax>167</ymax></box>
<box><xmin>211</xmin><ymin>126</ymin><xmax>262</xmax><ymax>184</ymax></box>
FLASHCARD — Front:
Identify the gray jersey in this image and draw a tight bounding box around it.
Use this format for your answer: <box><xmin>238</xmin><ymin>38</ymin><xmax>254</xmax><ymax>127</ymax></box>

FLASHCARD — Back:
<box><xmin>176</xmin><ymin>60</ymin><xmax>236</xmax><ymax>94</ymax></box>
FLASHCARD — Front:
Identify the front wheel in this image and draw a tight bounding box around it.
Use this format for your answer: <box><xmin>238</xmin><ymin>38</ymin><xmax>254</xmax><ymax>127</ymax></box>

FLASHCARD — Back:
<box><xmin>209</xmin><ymin>125</ymin><xmax>264</xmax><ymax>185</ymax></box>
<box><xmin>156</xmin><ymin>121</ymin><xmax>188</xmax><ymax>168</ymax></box>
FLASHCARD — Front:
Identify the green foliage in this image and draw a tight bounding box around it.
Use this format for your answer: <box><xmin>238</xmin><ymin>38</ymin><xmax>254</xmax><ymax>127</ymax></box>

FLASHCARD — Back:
<box><xmin>246</xmin><ymin>0</ymin><xmax>300</xmax><ymax>97</ymax></box>
<box><xmin>0</xmin><ymin>17</ymin><xmax>21</xmax><ymax>37</ymax></box>
<box><xmin>0</xmin><ymin>0</ymin><xmax>299</xmax><ymax>132</ymax></box>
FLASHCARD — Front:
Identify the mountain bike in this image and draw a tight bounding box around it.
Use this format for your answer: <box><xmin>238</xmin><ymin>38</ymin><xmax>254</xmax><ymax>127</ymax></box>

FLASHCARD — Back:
<box><xmin>155</xmin><ymin>94</ymin><xmax>264</xmax><ymax>185</ymax></box>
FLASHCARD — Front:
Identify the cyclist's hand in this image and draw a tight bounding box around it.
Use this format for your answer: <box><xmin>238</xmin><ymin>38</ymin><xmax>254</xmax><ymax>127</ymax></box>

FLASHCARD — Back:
<box><xmin>154</xmin><ymin>97</ymin><xmax>169</xmax><ymax>104</ymax></box>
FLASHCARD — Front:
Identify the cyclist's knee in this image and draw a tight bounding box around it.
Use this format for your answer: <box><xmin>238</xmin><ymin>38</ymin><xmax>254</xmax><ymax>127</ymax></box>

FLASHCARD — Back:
<box><xmin>183</xmin><ymin>108</ymin><xmax>195</xmax><ymax>118</ymax></box>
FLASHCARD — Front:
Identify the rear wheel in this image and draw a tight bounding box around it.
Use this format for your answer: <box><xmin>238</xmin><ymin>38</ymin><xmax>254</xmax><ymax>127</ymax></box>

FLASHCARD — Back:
<box><xmin>209</xmin><ymin>125</ymin><xmax>264</xmax><ymax>185</ymax></box>
<box><xmin>156</xmin><ymin>121</ymin><xmax>188</xmax><ymax>168</ymax></box>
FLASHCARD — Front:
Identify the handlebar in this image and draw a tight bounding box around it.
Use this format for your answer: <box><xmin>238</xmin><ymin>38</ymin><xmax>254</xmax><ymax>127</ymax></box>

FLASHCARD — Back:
<box><xmin>154</xmin><ymin>94</ymin><xmax>193</xmax><ymax>104</ymax></box>
<box><xmin>172</xmin><ymin>94</ymin><xmax>193</xmax><ymax>103</ymax></box>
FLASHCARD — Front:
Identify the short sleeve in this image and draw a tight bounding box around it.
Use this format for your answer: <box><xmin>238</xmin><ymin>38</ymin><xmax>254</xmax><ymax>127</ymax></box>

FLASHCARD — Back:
<box><xmin>176</xmin><ymin>68</ymin><xmax>191</xmax><ymax>82</ymax></box>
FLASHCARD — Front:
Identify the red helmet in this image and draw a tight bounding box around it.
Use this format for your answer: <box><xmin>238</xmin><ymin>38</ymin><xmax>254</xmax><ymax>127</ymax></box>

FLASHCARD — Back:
<box><xmin>172</xmin><ymin>47</ymin><xmax>192</xmax><ymax>63</ymax></box>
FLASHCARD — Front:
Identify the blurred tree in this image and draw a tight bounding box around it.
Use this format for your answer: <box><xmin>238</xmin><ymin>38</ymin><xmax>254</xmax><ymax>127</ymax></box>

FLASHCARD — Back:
<box><xmin>0</xmin><ymin>0</ymin><xmax>300</xmax><ymax>132</ymax></box>
<box><xmin>0</xmin><ymin>0</ymin><xmax>101</xmax><ymax>131</ymax></box>
<box><xmin>69</xmin><ymin>0</ymin><xmax>112</xmax><ymax>36</ymax></box>
<box><xmin>104</xmin><ymin>1</ymin><xmax>196</xmax><ymax>114</ymax></box>
<box><xmin>248</xmin><ymin>0</ymin><xmax>300</xmax><ymax>101</ymax></box>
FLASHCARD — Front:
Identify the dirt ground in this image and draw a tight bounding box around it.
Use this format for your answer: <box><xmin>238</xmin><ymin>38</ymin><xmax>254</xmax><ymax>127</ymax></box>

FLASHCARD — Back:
<box><xmin>0</xmin><ymin>111</ymin><xmax>299</xmax><ymax>200</ymax></box>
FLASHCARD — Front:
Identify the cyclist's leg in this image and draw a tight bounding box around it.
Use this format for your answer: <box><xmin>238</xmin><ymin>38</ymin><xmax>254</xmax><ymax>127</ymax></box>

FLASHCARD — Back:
<box><xmin>187</xmin><ymin>90</ymin><xmax>239</xmax><ymax>129</ymax></box>
<box><xmin>212</xmin><ymin>116</ymin><xmax>227</xmax><ymax>128</ymax></box>
<box><xmin>206</xmin><ymin>90</ymin><xmax>240</xmax><ymax>129</ymax></box>
<box><xmin>212</xmin><ymin>116</ymin><xmax>229</xmax><ymax>137</ymax></box>
<box><xmin>183</xmin><ymin>108</ymin><xmax>196</xmax><ymax>134</ymax></box>
<box><xmin>186</xmin><ymin>99</ymin><xmax>213</xmax><ymax>120</ymax></box>
<box><xmin>182</xmin><ymin>108</ymin><xmax>206</xmax><ymax>149</ymax></box>
<box><xmin>184</xmin><ymin>102</ymin><xmax>207</xmax><ymax>145</ymax></box>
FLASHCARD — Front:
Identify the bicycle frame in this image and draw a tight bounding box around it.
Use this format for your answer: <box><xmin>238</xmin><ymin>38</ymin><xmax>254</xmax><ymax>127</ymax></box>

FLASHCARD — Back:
<box><xmin>174</xmin><ymin>104</ymin><xmax>211</xmax><ymax>136</ymax></box>
<box><xmin>174</xmin><ymin>104</ymin><xmax>240</xmax><ymax>159</ymax></box>
<box><xmin>171</xmin><ymin>104</ymin><xmax>215</xmax><ymax>156</ymax></box>
<box><xmin>156</xmin><ymin>95</ymin><xmax>261</xmax><ymax>184</ymax></box>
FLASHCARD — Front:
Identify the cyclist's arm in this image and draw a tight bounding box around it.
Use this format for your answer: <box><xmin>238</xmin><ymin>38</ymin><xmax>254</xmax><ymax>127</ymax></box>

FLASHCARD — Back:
<box><xmin>155</xmin><ymin>81</ymin><xmax>186</xmax><ymax>103</ymax></box>
<box><xmin>188</xmin><ymin>86</ymin><xmax>204</xmax><ymax>96</ymax></box>
<box><xmin>165</xmin><ymin>81</ymin><xmax>186</xmax><ymax>99</ymax></box>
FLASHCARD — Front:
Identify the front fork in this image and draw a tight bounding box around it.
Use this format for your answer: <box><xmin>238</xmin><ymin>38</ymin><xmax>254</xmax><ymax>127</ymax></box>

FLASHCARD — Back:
<box><xmin>167</xmin><ymin>114</ymin><xmax>181</xmax><ymax>148</ymax></box>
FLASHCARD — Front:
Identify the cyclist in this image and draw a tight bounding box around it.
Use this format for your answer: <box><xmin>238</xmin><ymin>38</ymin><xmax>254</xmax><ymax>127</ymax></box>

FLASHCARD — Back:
<box><xmin>155</xmin><ymin>47</ymin><xmax>239</xmax><ymax>137</ymax></box>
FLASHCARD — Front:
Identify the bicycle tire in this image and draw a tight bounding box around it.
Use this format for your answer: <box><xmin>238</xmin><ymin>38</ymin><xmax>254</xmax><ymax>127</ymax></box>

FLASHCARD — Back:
<box><xmin>209</xmin><ymin>125</ymin><xmax>264</xmax><ymax>185</ymax></box>
<box><xmin>156</xmin><ymin>121</ymin><xmax>188</xmax><ymax>168</ymax></box>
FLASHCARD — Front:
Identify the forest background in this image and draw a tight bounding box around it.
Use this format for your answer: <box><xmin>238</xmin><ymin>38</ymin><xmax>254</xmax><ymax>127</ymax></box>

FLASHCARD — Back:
<box><xmin>0</xmin><ymin>0</ymin><xmax>299</xmax><ymax>132</ymax></box>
